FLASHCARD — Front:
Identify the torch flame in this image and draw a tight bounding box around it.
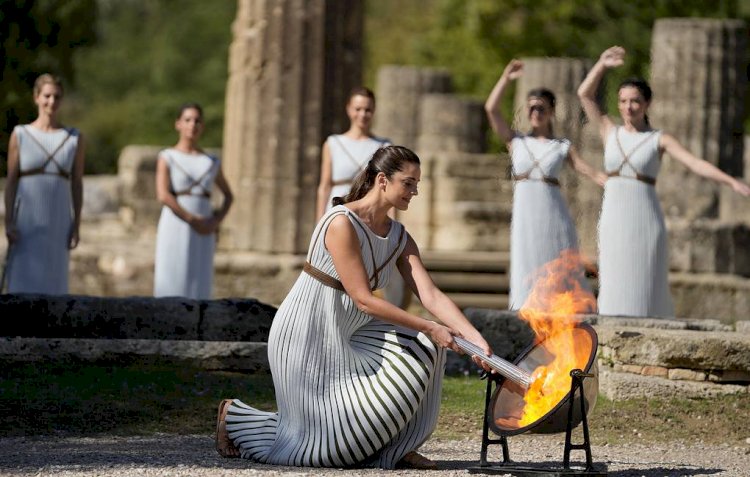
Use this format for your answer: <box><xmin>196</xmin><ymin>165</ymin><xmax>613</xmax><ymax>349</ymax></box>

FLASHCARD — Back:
<box><xmin>517</xmin><ymin>249</ymin><xmax>596</xmax><ymax>426</ymax></box>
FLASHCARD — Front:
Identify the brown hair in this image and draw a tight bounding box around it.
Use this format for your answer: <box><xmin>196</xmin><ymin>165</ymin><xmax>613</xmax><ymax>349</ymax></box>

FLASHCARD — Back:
<box><xmin>176</xmin><ymin>102</ymin><xmax>203</xmax><ymax>120</ymax></box>
<box><xmin>332</xmin><ymin>145</ymin><xmax>420</xmax><ymax>206</ymax></box>
<box><xmin>33</xmin><ymin>74</ymin><xmax>64</xmax><ymax>98</ymax></box>
<box><xmin>619</xmin><ymin>78</ymin><xmax>653</xmax><ymax>126</ymax></box>
<box><xmin>347</xmin><ymin>86</ymin><xmax>376</xmax><ymax>106</ymax></box>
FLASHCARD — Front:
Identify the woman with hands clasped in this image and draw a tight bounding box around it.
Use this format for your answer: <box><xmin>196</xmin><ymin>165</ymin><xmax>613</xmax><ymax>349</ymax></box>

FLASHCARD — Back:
<box><xmin>215</xmin><ymin>146</ymin><xmax>492</xmax><ymax>470</ymax></box>
<box><xmin>485</xmin><ymin>60</ymin><xmax>605</xmax><ymax>310</ymax></box>
<box><xmin>153</xmin><ymin>103</ymin><xmax>233</xmax><ymax>299</ymax></box>
<box><xmin>577</xmin><ymin>46</ymin><xmax>750</xmax><ymax>317</ymax></box>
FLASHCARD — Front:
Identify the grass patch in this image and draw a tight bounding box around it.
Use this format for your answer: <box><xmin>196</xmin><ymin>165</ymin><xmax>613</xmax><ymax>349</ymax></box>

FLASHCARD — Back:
<box><xmin>0</xmin><ymin>362</ymin><xmax>275</xmax><ymax>436</ymax></box>
<box><xmin>1</xmin><ymin>364</ymin><xmax>748</xmax><ymax>446</ymax></box>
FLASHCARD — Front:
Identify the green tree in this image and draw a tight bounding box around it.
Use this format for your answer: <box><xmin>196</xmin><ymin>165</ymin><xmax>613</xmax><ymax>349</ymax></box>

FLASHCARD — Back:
<box><xmin>68</xmin><ymin>0</ymin><xmax>236</xmax><ymax>173</ymax></box>
<box><xmin>365</xmin><ymin>0</ymin><xmax>748</xmax><ymax>150</ymax></box>
<box><xmin>0</xmin><ymin>0</ymin><xmax>98</xmax><ymax>175</ymax></box>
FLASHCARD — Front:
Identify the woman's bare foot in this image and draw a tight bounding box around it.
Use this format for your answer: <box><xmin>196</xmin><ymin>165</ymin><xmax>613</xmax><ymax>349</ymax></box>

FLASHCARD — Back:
<box><xmin>398</xmin><ymin>450</ymin><xmax>438</xmax><ymax>470</ymax></box>
<box><xmin>215</xmin><ymin>399</ymin><xmax>240</xmax><ymax>458</ymax></box>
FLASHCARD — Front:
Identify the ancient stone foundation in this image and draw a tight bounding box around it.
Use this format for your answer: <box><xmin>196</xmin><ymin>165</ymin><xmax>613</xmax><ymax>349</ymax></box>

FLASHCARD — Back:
<box><xmin>2</xmin><ymin>295</ymin><xmax>748</xmax><ymax>401</ymax></box>
<box><xmin>0</xmin><ymin>294</ymin><xmax>275</xmax><ymax>372</ymax></box>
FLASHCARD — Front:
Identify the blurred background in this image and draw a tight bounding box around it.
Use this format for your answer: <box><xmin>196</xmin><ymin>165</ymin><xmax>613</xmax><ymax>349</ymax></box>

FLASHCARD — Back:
<box><xmin>2</xmin><ymin>0</ymin><xmax>748</xmax><ymax>176</ymax></box>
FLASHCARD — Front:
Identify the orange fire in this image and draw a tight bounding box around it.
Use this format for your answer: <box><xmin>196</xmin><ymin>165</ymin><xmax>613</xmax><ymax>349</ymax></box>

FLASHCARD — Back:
<box><xmin>517</xmin><ymin>249</ymin><xmax>597</xmax><ymax>426</ymax></box>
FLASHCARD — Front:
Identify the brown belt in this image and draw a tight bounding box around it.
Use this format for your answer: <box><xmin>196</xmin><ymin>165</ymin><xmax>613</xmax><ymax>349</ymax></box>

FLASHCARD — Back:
<box><xmin>606</xmin><ymin>171</ymin><xmax>656</xmax><ymax>185</ymax></box>
<box><xmin>19</xmin><ymin>168</ymin><xmax>70</xmax><ymax>180</ymax></box>
<box><xmin>303</xmin><ymin>262</ymin><xmax>346</xmax><ymax>291</ymax></box>
<box><xmin>512</xmin><ymin>174</ymin><xmax>560</xmax><ymax>187</ymax></box>
<box><xmin>175</xmin><ymin>190</ymin><xmax>211</xmax><ymax>198</ymax></box>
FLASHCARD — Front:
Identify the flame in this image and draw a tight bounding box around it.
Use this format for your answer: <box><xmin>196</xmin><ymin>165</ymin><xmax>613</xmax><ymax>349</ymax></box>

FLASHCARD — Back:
<box><xmin>517</xmin><ymin>249</ymin><xmax>597</xmax><ymax>426</ymax></box>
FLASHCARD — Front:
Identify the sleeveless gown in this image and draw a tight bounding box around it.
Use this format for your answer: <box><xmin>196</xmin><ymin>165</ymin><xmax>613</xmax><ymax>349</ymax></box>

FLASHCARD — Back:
<box><xmin>225</xmin><ymin>205</ymin><xmax>446</xmax><ymax>469</ymax></box>
<box><xmin>325</xmin><ymin>135</ymin><xmax>388</xmax><ymax>211</ymax></box>
<box><xmin>7</xmin><ymin>125</ymin><xmax>79</xmax><ymax>294</ymax></box>
<box><xmin>508</xmin><ymin>135</ymin><xmax>589</xmax><ymax>310</ymax></box>
<box><xmin>153</xmin><ymin>149</ymin><xmax>219</xmax><ymax>299</ymax></box>
<box><xmin>598</xmin><ymin>127</ymin><xmax>674</xmax><ymax>317</ymax></box>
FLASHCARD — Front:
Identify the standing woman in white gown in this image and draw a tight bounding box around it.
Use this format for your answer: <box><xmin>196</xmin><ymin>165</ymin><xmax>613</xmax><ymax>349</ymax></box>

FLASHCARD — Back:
<box><xmin>578</xmin><ymin>46</ymin><xmax>750</xmax><ymax>317</ymax></box>
<box><xmin>485</xmin><ymin>60</ymin><xmax>605</xmax><ymax>310</ymax></box>
<box><xmin>316</xmin><ymin>87</ymin><xmax>389</xmax><ymax>220</ymax></box>
<box><xmin>4</xmin><ymin>74</ymin><xmax>85</xmax><ymax>294</ymax></box>
<box><xmin>153</xmin><ymin>103</ymin><xmax>233</xmax><ymax>299</ymax></box>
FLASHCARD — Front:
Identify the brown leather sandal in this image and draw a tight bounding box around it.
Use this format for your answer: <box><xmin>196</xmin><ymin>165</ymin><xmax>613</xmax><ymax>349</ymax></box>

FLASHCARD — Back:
<box><xmin>399</xmin><ymin>451</ymin><xmax>438</xmax><ymax>470</ymax></box>
<box><xmin>215</xmin><ymin>399</ymin><xmax>240</xmax><ymax>458</ymax></box>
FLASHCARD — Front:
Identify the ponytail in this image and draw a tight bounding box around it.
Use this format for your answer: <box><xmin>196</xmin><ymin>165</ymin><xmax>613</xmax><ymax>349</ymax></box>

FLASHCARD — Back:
<box><xmin>331</xmin><ymin>145</ymin><xmax>420</xmax><ymax>207</ymax></box>
<box><xmin>332</xmin><ymin>161</ymin><xmax>378</xmax><ymax>206</ymax></box>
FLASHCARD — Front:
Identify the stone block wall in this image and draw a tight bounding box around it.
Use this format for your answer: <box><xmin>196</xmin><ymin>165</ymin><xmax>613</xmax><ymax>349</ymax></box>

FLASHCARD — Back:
<box><xmin>0</xmin><ymin>295</ymin><xmax>275</xmax><ymax>372</ymax></box>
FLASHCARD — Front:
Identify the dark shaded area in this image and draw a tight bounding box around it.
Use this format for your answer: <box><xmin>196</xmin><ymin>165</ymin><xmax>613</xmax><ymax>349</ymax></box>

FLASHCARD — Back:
<box><xmin>0</xmin><ymin>0</ymin><xmax>98</xmax><ymax>175</ymax></box>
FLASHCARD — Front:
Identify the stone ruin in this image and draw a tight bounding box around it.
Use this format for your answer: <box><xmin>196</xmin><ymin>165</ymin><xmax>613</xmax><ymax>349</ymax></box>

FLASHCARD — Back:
<box><xmin>1</xmin><ymin>3</ymin><xmax>749</xmax><ymax>399</ymax></box>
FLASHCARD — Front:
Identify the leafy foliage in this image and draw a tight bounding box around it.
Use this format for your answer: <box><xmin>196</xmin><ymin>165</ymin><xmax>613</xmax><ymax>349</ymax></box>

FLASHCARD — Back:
<box><xmin>67</xmin><ymin>0</ymin><xmax>235</xmax><ymax>173</ymax></box>
<box><xmin>0</xmin><ymin>0</ymin><xmax>98</xmax><ymax>175</ymax></box>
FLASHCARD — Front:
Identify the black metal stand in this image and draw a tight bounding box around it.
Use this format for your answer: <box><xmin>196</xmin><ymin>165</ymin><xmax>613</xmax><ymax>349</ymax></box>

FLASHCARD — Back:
<box><xmin>468</xmin><ymin>369</ymin><xmax>607</xmax><ymax>476</ymax></box>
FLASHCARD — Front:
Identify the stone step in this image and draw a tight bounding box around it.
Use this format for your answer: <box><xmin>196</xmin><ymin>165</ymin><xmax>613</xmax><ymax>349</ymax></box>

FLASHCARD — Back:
<box><xmin>445</xmin><ymin>292</ymin><xmax>509</xmax><ymax>310</ymax></box>
<box><xmin>421</xmin><ymin>250</ymin><xmax>510</xmax><ymax>273</ymax></box>
<box><xmin>0</xmin><ymin>295</ymin><xmax>275</xmax><ymax>342</ymax></box>
<box><xmin>0</xmin><ymin>337</ymin><xmax>270</xmax><ymax>373</ymax></box>
<box><xmin>430</xmin><ymin>272</ymin><xmax>508</xmax><ymax>294</ymax></box>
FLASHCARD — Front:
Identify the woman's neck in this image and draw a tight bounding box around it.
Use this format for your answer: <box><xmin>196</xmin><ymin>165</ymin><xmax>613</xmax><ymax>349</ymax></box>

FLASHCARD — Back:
<box><xmin>31</xmin><ymin>114</ymin><xmax>60</xmax><ymax>131</ymax></box>
<box><xmin>173</xmin><ymin>138</ymin><xmax>200</xmax><ymax>154</ymax></box>
<box><xmin>346</xmin><ymin>196</ymin><xmax>391</xmax><ymax>227</ymax></box>
<box><xmin>343</xmin><ymin>125</ymin><xmax>371</xmax><ymax>140</ymax></box>
<box><xmin>621</xmin><ymin>119</ymin><xmax>650</xmax><ymax>132</ymax></box>
<box><xmin>528</xmin><ymin>125</ymin><xmax>552</xmax><ymax>139</ymax></box>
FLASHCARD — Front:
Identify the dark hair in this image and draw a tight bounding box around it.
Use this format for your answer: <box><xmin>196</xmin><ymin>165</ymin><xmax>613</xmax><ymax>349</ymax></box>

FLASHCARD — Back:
<box><xmin>176</xmin><ymin>102</ymin><xmax>203</xmax><ymax>120</ymax></box>
<box><xmin>347</xmin><ymin>86</ymin><xmax>376</xmax><ymax>106</ymax></box>
<box><xmin>33</xmin><ymin>74</ymin><xmax>64</xmax><ymax>98</ymax></box>
<box><xmin>618</xmin><ymin>78</ymin><xmax>652</xmax><ymax>126</ymax></box>
<box><xmin>332</xmin><ymin>145</ymin><xmax>420</xmax><ymax>206</ymax></box>
<box><xmin>526</xmin><ymin>87</ymin><xmax>556</xmax><ymax>108</ymax></box>
<box><xmin>526</xmin><ymin>87</ymin><xmax>556</xmax><ymax>134</ymax></box>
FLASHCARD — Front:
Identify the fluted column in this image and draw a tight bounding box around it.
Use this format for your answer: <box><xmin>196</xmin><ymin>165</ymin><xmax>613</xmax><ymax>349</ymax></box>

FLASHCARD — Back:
<box><xmin>651</xmin><ymin>18</ymin><xmax>747</xmax><ymax>219</ymax></box>
<box><xmin>221</xmin><ymin>0</ymin><xmax>362</xmax><ymax>253</ymax></box>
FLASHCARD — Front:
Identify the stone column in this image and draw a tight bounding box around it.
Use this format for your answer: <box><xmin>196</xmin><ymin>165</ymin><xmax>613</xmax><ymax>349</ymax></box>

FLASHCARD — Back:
<box><xmin>221</xmin><ymin>0</ymin><xmax>363</xmax><ymax>254</ymax></box>
<box><xmin>374</xmin><ymin>66</ymin><xmax>453</xmax><ymax>149</ymax></box>
<box><xmin>651</xmin><ymin>18</ymin><xmax>747</xmax><ymax>219</ymax></box>
<box><xmin>512</xmin><ymin>58</ymin><xmax>602</xmax><ymax>257</ymax></box>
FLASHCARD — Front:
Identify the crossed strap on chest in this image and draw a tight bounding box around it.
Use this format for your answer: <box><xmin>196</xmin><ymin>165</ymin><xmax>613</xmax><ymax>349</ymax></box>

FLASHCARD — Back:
<box><xmin>511</xmin><ymin>136</ymin><xmax>561</xmax><ymax>186</ymax></box>
<box><xmin>329</xmin><ymin>136</ymin><xmax>384</xmax><ymax>186</ymax></box>
<box><xmin>165</xmin><ymin>152</ymin><xmax>215</xmax><ymax>198</ymax></box>
<box><xmin>303</xmin><ymin>210</ymin><xmax>406</xmax><ymax>293</ymax></box>
<box><xmin>18</xmin><ymin>126</ymin><xmax>73</xmax><ymax>179</ymax></box>
<box><xmin>607</xmin><ymin>128</ymin><xmax>658</xmax><ymax>185</ymax></box>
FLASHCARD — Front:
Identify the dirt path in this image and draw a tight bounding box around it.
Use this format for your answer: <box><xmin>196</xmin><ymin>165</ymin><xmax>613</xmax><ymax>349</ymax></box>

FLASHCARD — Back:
<box><xmin>0</xmin><ymin>434</ymin><xmax>748</xmax><ymax>476</ymax></box>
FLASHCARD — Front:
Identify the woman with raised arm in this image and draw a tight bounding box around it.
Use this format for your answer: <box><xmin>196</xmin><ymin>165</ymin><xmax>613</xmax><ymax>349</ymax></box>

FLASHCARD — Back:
<box><xmin>316</xmin><ymin>86</ymin><xmax>389</xmax><ymax>220</ymax></box>
<box><xmin>485</xmin><ymin>60</ymin><xmax>605</xmax><ymax>310</ymax></box>
<box><xmin>153</xmin><ymin>103</ymin><xmax>233</xmax><ymax>299</ymax></box>
<box><xmin>215</xmin><ymin>146</ymin><xmax>492</xmax><ymax>470</ymax></box>
<box><xmin>577</xmin><ymin>46</ymin><xmax>750</xmax><ymax>317</ymax></box>
<box><xmin>4</xmin><ymin>74</ymin><xmax>85</xmax><ymax>294</ymax></box>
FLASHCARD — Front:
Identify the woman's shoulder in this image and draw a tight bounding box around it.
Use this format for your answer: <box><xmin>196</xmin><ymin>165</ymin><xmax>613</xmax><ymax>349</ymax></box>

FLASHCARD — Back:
<box><xmin>371</xmin><ymin>135</ymin><xmax>390</xmax><ymax>145</ymax></box>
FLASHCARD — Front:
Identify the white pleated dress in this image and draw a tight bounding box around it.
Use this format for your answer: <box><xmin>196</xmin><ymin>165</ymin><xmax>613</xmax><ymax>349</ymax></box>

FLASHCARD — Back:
<box><xmin>508</xmin><ymin>135</ymin><xmax>589</xmax><ymax>310</ymax></box>
<box><xmin>7</xmin><ymin>125</ymin><xmax>79</xmax><ymax>294</ymax></box>
<box><xmin>325</xmin><ymin>135</ymin><xmax>388</xmax><ymax>211</ymax></box>
<box><xmin>153</xmin><ymin>149</ymin><xmax>219</xmax><ymax>299</ymax></box>
<box><xmin>598</xmin><ymin>127</ymin><xmax>674</xmax><ymax>317</ymax></box>
<box><xmin>226</xmin><ymin>205</ymin><xmax>446</xmax><ymax>469</ymax></box>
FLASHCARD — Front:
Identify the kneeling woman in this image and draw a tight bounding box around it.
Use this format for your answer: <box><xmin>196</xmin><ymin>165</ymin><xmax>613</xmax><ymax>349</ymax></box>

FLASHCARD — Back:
<box><xmin>216</xmin><ymin>146</ymin><xmax>492</xmax><ymax>469</ymax></box>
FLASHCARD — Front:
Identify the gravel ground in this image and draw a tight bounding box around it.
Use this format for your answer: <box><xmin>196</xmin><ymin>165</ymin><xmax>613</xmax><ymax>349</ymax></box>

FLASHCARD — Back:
<box><xmin>0</xmin><ymin>434</ymin><xmax>748</xmax><ymax>477</ymax></box>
